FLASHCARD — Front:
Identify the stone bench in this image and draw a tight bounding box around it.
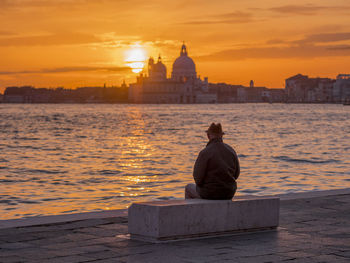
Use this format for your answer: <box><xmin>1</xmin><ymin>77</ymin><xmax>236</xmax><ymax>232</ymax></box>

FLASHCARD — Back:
<box><xmin>128</xmin><ymin>196</ymin><xmax>280</xmax><ymax>242</ymax></box>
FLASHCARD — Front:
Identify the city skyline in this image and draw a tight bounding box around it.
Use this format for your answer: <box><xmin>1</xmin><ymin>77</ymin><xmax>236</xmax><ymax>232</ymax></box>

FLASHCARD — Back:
<box><xmin>1</xmin><ymin>0</ymin><xmax>350</xmax><ymax>93</ymax></box>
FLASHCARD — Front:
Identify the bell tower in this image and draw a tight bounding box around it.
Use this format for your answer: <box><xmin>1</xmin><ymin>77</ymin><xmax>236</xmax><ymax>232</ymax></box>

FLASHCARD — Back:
<box><xmin>148</xmin><ymin>57</ymin><xmax>154</xmax><ymax>77</ymax></box>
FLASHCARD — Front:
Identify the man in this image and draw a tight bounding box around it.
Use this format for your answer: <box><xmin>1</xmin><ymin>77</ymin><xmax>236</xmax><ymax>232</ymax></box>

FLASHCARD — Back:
<box><xmin>185</xmin><ymin>123</ymin><xmax>240</xmax><ymax>200</ymax></box>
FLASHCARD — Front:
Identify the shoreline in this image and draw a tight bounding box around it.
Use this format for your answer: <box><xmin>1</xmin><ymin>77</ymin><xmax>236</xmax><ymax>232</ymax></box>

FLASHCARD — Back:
<box><xmin>0</xmin><ymin>102</ymin><xmax>349</xmax><ymax>105</ymax></box>
<box><xmin>1</xmin><ymin>188</ymin><xmax>349</xmax><ymax>262</ymax></box>
<box><xmin>1</xmin><ymin>188</ymin><xmax>349</xmax><ymax>230</ymax></box>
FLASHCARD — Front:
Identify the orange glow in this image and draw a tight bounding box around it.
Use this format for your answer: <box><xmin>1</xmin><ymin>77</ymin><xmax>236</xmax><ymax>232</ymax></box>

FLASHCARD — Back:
<box><xmin>0</xmin><ymin>1</ymin><xmax>350</xmax><ymax>92</ymax></box>
<box><xmin>124</xmin><ymin>46</ymin><xmax>147</xmax><ymax>73</ymax></box>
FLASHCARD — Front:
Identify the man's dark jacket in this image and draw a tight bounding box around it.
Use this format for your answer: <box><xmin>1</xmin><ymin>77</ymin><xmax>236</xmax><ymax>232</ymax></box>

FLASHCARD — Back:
<box><xmin>193</xmin><ymin>138</ymin><xmax>240</xmax><ymax>199</ymax></box>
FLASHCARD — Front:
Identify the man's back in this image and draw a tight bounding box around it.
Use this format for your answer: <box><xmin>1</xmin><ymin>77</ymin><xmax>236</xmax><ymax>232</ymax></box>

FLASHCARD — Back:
<box><xmin>193</xmin><ymin>137</ymin><xmax>240</xmax><ymax>199</ymax></box>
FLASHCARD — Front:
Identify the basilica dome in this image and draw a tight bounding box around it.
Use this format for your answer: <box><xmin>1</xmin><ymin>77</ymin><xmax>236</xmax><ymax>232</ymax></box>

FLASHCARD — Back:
<box><xmin>148</xmin><ymin>56</ymin><xmax>167</xmax><ymax>81</ymax></box>
<box><xmin>153</xmin><ymin>58</ymin><xmax>166</xmax><ymax>73</ymax></box>
<box><xmin>171</xmin><ymin>44</ymin><xmax>197</xmax><ymax>81</ymax></box>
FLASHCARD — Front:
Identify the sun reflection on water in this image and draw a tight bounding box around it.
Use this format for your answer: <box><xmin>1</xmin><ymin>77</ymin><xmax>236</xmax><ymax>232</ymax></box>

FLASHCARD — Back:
<box><xmin>0</xmin><ymin>104</ymin><xmax>349</xmax><ymax>219</ymax></box>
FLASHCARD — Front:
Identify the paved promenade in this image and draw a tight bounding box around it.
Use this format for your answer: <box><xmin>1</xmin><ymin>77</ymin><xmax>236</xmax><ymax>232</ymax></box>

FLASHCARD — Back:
<box><xmin>0</xmin><ymin>190</ymin><xmax>350</xmax><ymax>263</ymax></box>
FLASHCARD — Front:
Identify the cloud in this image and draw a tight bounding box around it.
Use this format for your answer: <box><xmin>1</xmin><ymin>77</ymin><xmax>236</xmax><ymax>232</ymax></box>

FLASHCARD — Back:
<box><xmin>326</xmin><ymin>45</ymin><xmax>350</xmax><ymax>50</ymax></box>
<box><xmin>265</xmin><ymin>39</ymin><xmax>287</xmax><ymax>45</ymax></box>
<box><xmin>269</xmin><ymin>4</ymin><xmax>350</xmax><ymax>15</ymax></box>
<box><xmin>296</xmin><ymin>32</ymin><xmax>350</xmax><ymax>44</ymax></box>
<box><xmin>0</xmin><ymin>31</ymin><xmax>145</xmax><ymax>48</ymax></box>
<box><xmin>0</xmin><ymin>66</ymin><xmax>131</xmax><ymax>75</ymax></box>
<box><xmin>180</xmin><ymin>11</ymin><xmax>255</xmax><ymax>25</ymax></box>
<box><xmin>0</xmin><ymin>0</ymin><xmax>148</xmax><ymax>13</ymax></box>
<box><xmin>0</xmin><ymin>0</ymin><xmax>91</xmax><ymax>9</ymax></box>
<box><xmin>264</xmin><ymin>32</ymin><xmax>350</xmax><ymax>47</ymax></box>
<box><xmin>195</xmin><ymin>44</ymin><xmax>350</xmax><ymax>61</ymax></box>
<box><xmin>0</xmin><ymin>30</ymin><xmax>14</xmax><ymax>36</ymax></box>
<box><xmin>0</xmin><ymin>32</ymin><xmax>101</xmax><ymax>46</ymax></box>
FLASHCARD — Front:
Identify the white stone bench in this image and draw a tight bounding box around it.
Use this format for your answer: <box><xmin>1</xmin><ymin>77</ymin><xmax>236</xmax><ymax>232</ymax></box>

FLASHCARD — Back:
<box><xmin>128</xmin><ymin>196</ymin><xmax>280</xmax><ymax>242</ymax></box>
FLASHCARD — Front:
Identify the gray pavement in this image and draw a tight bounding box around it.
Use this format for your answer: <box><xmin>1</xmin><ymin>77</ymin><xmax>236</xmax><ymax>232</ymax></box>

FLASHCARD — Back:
<box><xmin>1</xmin><ymin>193</ymin><xmax>350</xmax><ymax>263</ymax></box>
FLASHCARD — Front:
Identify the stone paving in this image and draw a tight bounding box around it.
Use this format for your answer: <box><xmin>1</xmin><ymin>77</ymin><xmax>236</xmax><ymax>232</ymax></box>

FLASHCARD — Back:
<box><xmin>0</xmin><ymin>193</ymin><xmax>350</xmax><ymax>263</ymax></box>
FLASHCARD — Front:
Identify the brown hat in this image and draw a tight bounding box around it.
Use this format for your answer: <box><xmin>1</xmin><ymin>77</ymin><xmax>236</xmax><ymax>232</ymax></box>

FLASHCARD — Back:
<box><xmin>206</xmin><ymin>123</ymin><xmax>225</xmax><ymax>135</ymax></box>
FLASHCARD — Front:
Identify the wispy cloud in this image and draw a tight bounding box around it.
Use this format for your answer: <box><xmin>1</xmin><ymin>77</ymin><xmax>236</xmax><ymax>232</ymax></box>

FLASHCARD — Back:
<box><xmin>180</xmin><ymin>11</ymin><xmax>255</xmax><ymax>25</ymax></box>
<box><xmin>0</xmin><ymin>32</ymin><xmax>100</xmax><ymax>46</ymax></box>
<box><xmin>0</xmin><ymin>31</ymin><xmax>146</xmax><ymax>48</ymax></box>
<box><xmin>0</xmin><ymin>66</ymin><xmax>131</xmax><ymax>75</ymax></box>
<box><xmin>295</xmin><ymin>32</ymin><xmax>350</xmax><ymax>44</ymax></box>
<box><xmin>0</xmin><ymin>30</ymin><xmax>14</xmax><ymax>36</ymax></box>
<box><xmin>269</xmin><ymin>4</ymin><xmax>350</xmax><ymax>15</ymax></box>
<box><xmin>195</xmin><ymin>44</ymin><xmax>350</xmax><ymax>61</ymax></box>
<box><xmin>265</xmin><ymin>39</ymin><xmax>287</xmax><ymax>45</ymax></box>
<box><xmin>326</xmin><ymin>45</ymin><xmax>350</xmax><ymax>50</ymax></box>
<box><xmin>0</xmin><ymin>0</ymin><xmax>92</xmax><ymax>9</ymax></box>
<box><xmin>264</xmin><ymin>32</ymin><xmax>350</xmax><ymax>48</ymax></box>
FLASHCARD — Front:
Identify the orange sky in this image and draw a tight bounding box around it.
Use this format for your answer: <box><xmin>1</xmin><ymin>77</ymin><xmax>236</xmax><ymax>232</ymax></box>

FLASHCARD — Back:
<box><xmin>1</xmin><ymin>0</ymin><xmax>350</xmax><ymax>93</ymax></box>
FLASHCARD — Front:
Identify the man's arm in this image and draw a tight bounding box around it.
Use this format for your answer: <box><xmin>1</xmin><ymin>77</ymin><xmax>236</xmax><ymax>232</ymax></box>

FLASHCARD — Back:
<box><xmin>225</xmin><ymin>144</ymin><xmax>240</xmax><ymax>180</ymax></box>
<box><xmin>193</xmin><ymin>150</ymin><xmax>208</xmax><ymax>186</ymax></box>
<box><xmin>235</xmin><ymin>155</ymin><xmax>240</xmax><ymax>180</ymax></box>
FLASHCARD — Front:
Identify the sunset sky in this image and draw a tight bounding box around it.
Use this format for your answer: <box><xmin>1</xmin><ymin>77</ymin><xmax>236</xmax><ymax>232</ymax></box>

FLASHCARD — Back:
<box><xmin>1</xmin><ymin>0</ymin><xmax>350</xmax><ymax>92</ymax></box>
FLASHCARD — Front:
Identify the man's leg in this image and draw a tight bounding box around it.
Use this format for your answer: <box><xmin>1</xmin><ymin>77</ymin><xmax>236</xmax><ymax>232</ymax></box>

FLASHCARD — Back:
<box><xmin>185</xmin><ymin>183</ymin><xmax>201</xmax><ymax>199</ymax></box>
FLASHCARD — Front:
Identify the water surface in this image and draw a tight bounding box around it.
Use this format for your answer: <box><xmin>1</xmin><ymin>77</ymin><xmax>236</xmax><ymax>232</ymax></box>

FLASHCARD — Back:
<box><xmin>0</xmin><ymin>103</ymin><xmax>349</xmax><ymax>219</ymax></box>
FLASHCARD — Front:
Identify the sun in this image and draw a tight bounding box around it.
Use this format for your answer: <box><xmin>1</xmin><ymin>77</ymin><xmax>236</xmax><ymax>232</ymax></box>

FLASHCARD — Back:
<box><xmin>125</xmin><ymin>47</ymin><xmax>147</xmax><ymax>73</ymax></box>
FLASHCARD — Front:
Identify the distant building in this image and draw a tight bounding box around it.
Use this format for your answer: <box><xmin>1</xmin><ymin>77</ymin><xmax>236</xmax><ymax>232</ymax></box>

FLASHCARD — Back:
<box><xmin>4</xmin><ymin>86</ymin><xmax>34</xmax><ymax>103</ymax></box>
<box><xmin>129</xmin><ymin>44</ymin><xmax>217</xmax><ymax>103</ymax></box>
<box><xmin>3</xmin><ymin>85</ymin><xmax>128</xmax><ymax>103</ymax></box>
<box><xmin>286</xmin><ymin>74</ymin><xmax>311</xmax><ymax>102</ymax></box>
<box><xmin>237</xmin><ymin>86</ymin><xmax>269</xmax><ymax>102</ymax></box>
<box><xmin>333</xmin><ymin>74</ymin><xmax>350</xmax><ymax>103</ymax></box>
<box><xmin>209</xmin><ymin>83</ymin><xmax>242</xmax><ymax>103</ymax></box>
<box><xmin>246</xmin><ymin>86</ymin><xmax>268</xmax><ymax>102</ymax></box>
<box><xmin>75</xmin><ymin>85</ymin><xmax>128</xmax><ymax>103</ymax></box>
<box><xmin>316</xmin><ymin>78</ymin><xmax>335</xmax><ymax>103</ymax></box>
<box><xmin>267</xmin><ymin>89</ymin><xmax>286</xmax><ymax>103</ymax></box>
<box><xmin>285</xmin><ymin>74</ymin><xmax>334</xmax><ymax>103</ymax></box>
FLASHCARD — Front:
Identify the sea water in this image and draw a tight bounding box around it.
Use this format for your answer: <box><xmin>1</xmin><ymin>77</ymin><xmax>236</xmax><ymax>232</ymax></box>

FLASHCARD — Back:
<box><xmin>0</xmin><ymin>103</ymin><xmax>349</xmax><ymax>219</ymax></box>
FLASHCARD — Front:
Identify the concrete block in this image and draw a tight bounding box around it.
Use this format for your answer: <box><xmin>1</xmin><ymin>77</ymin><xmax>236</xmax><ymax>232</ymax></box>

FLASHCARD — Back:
<box><xmin>128</xmin><ymin>197</ymin><xmax>279</xmax><ymax>242</ymax></box>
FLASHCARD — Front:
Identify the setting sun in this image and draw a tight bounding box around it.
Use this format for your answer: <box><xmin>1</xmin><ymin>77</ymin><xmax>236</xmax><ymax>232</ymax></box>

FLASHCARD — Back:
<box><xmin>125</xmin><ymin>47</ymin><xmax>147</xmax><ymax>73</ymax></box>
<box><xmin>0</xmin><ymin>0</ymin><xmax>350</xmax><ymax>91</ymax></box>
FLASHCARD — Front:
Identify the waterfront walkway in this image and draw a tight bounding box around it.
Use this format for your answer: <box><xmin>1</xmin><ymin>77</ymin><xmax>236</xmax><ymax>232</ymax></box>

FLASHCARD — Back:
<box><xmin>1</xmin><ymin>189</ymin><xmax>350</xmax><ymax>263</ymax></box>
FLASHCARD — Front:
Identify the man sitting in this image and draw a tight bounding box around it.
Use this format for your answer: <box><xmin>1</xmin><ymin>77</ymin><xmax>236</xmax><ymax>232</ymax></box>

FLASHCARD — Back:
<box><xmin>185</xmin><ymin>123</ymin><xmax>240</xmax><ymax>200</ymax></box>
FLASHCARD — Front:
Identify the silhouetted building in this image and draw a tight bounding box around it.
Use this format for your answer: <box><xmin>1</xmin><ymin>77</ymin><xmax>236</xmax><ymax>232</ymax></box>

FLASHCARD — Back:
<box><xmin>315</xmin><ymin>78</ymin><xmax>335</xmax><ymax>103</ymax></box>
<box><xmin>4</xmin><ymin>86</ymin><xmax>34</xmax><ymax>103</ymax></box>
<box><xmin>171</xmin><ymin>45</ymin><xmax>197</xmax><ymax>81</ymax></box>
<box><xmin>265</xmin><ymin>89</ymin><xmax>286</xmax><ymax>103</ymax></box>
<box><xmin>237</xmin><ymin>86</ymin><xmax>269</xmax><ymax>102</ymax></box>
<box><xmin>333</xmin><ymin>74</ymin><xmax>350</xmax><ymax>103</ymax></box>
<box><xmin>129</xmin><ymin>44</ymin><xmax>217</xmax><ymax>103</ymax></box>
<box><xmin>3</xmin><ymin>85</ymin><xmax>128</xmax><ymax>103</ymax></box>
<box><xmin>209</xmin><ymin>83</ymin><xmax>242</xmax><ymax>103</ymax></box>
<box><xmin>285</xmin><ymin>74</ymin><xmax>335</xmax><ymax>103</ymax></box>
<box><xmin>74</xmin><ymin>85</ymin><xmax>128</xmax><ymax>103</ymax></box>
<box><xmin>286</xmin><ymin>74</ymin><xmax>309</xmax><ymax>102</ymax></box>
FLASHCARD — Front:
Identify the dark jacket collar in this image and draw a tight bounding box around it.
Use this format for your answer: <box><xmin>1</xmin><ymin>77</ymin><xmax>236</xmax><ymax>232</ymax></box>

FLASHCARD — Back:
<box><xmin>206</xmin><ymin>137</ymin><xmax>223</xmax><ymax>147</ymax></box>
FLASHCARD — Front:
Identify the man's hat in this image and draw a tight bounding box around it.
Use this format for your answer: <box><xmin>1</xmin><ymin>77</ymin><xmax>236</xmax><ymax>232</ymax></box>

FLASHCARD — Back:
<box><xmin>206</xmin><ymin>123</ymin><xmax>225</xmax><ymax>135</ymax></box>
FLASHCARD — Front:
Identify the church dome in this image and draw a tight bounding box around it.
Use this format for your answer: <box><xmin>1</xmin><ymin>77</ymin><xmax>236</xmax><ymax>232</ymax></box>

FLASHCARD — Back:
<box><xmin>153</xmin><ymin>59</ymin><xmax>166</xmax><ymax>73</ymax></box>
<box><xmin>172</xmin><ymin>44</ymin><xmax>197</xmax><ymax>81</ymax></box>
<box><xmin>148</xmin><ymin>56</ymin><xmax>167</xmax><ymax>81</ymax></box>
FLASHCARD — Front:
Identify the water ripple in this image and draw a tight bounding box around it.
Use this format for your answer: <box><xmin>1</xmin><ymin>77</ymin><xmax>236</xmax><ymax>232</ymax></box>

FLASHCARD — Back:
<box><xmin>274</xmin><ymin>156</ymin><xmax>340</xmax><ymax>164</ymax></box>
<box><xmin>1</xmin><ymin>103</ymin><xmax>349</xmax><ymax>219</ymax></box>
